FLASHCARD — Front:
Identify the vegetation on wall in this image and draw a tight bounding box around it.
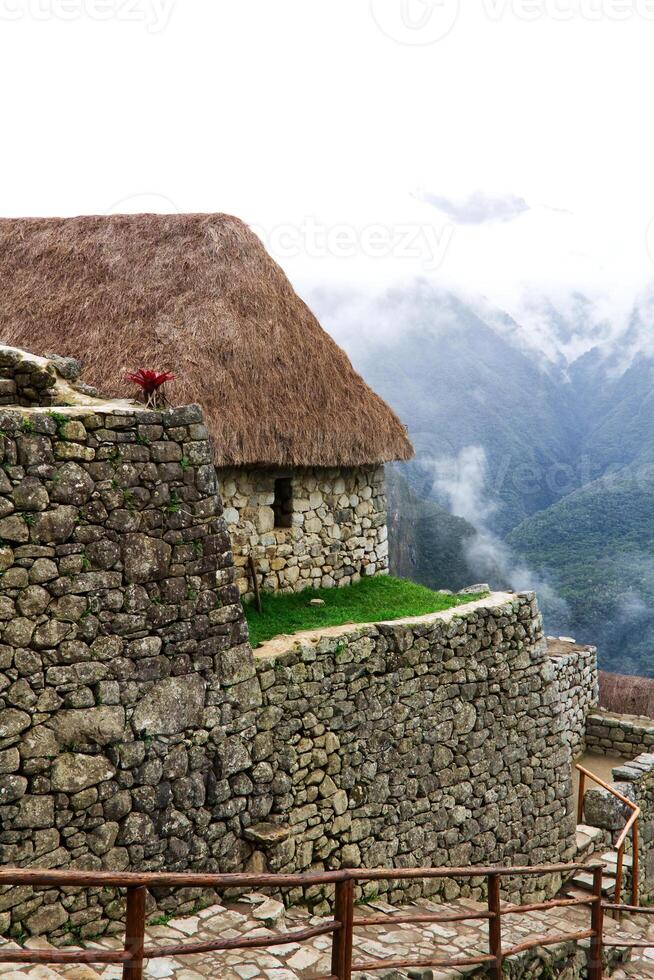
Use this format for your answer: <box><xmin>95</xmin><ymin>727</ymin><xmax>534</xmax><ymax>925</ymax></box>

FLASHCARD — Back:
<box><xmin>244</xmin><ymin>574</ymin><xmax>487</xmax><ymax>647</ymax></box>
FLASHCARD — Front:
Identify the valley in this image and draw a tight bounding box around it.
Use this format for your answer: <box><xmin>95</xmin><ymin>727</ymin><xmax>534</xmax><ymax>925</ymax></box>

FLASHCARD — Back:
<box><xmin>315</xmin><ymin>284</ymin><xmax>654</xmax><ymax>675</ymax></box>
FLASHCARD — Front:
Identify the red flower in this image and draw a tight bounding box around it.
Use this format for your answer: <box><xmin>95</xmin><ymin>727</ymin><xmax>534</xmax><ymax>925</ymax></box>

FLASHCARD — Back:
<box><xmin>125</xmin><ymin>369</ymin><xmax>175</xmax><ymax>395</ymax></box>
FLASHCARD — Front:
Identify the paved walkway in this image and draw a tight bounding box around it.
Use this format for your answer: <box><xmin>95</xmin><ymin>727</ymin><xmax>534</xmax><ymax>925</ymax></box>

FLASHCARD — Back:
<box><xmin>1</xmin><ymin>892</ymin><xmax>652</xmax><ymax>979</ymax></box>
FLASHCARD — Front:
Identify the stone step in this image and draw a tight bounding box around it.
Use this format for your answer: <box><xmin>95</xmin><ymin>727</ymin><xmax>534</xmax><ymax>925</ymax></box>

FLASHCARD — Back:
<box><xmin>576</xmin><ymin>823</ymin><xmax>609</xmax><ymax>854</ymax></box>
<box><xmin>569</xmin><ymin>871</ymin><xmax>617</xmax><ymax>896</ymax></box>
<box><xmin>601</xmin><ymin>851</ymin><xmax>633</xmax><ymax>869</ymax></box>
<box><xmin>564</xmin><ymin>885</ymin><xmax>597</xmax><ymax>902</ymax></box>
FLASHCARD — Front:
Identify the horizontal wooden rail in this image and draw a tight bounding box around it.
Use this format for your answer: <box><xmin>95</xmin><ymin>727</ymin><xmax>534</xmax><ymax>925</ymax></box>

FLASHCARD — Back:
<box><xmin>605</xmin><ymin>903</ymin><xmax>654</xmax><ymax>914</ymax></box>
<box><xmin>354</xmin><ymin>909</ymin><xmax>493</xmax><ymax>927</ymax></box>
<box><xmin>141</xmin><ymin>921</ymin><xmax>338</xmax><ymax>959</ymax></box>
<box><xmin>353</xmin><ymin>952</ymin><xmax>497</xmax><ymax>971</ymax></box>
<box><xmin>0</xmin><ymin>860</ymin><xmax>609</xmax><ymax>980</ymax></box>
<box><xmin>0</xmin><ymin>860</ymin><xmax>599</xmax><ymax>891</ymax></box>
<box><xmin>0</xmin><ymin>948</ymin><xmax>129</xmax><ymax>965</ymax></box>
<box><xmin>504</xmin><ymin>928</ymin><xmax>595</xmax><ymax>957</ymax></box>
<box><xmin>501</xmin><ymin>896</ymin><xmax>594</xmax><ymax>915</ymax></box>
<box><xmin>606</xmin><ymin>939</ymin><xmax>654</xmax><ymax>949</ymax></box>
<box><xmin>0</xmin><ymin>868</ymin><xmax>351</xmax><ymax>889</ymax></box>
<box><xmin>602</xmin><ymin>902</ymin><xmax>654</xmax><ymax>951</ymax></box>
<box><xmin>350</xmin><ymin>860</ymin><xmax>598</xmax><ymax>881</ymax></box>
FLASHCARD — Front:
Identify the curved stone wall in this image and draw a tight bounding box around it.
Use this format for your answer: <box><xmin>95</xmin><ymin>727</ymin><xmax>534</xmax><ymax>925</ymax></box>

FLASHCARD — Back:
<box><xmin>0</xmin><ymin>349</ymin><xmax>586</xmax><ymax>940</ymax></box>
<box><xmin>0</xmin><ymin>398</ymin><xmax>255</xmax><ymax>939</ymax></box>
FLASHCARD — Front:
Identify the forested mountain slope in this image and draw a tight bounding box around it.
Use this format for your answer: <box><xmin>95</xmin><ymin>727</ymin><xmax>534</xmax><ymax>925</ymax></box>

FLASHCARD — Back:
<box><xmin>313</xmin><ymin>285</ymin><xmax>654</xmax><ymax>675</ymax></box>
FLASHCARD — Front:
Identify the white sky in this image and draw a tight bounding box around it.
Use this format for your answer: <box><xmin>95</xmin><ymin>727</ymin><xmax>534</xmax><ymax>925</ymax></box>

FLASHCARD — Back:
<box><xmin>2</xmin><ymin>0</ymin><xmax>654</xmax><ymax>331</ymax></box>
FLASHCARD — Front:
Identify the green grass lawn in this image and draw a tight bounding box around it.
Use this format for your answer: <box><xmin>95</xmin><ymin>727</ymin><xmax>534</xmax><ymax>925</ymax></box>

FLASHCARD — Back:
<box><xmin>244</xmin><ymin>575</ymin><xmax>488</xmax><ymax>647</ymax></box>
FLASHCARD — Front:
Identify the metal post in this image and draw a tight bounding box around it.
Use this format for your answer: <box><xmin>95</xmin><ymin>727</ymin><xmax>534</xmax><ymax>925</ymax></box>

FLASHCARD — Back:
<box><xmin>122</xmin><ymin>886</ymin><xmax>146</xmax><ymax>980</ymax></box>
<box><xmin>487</xmin><ymin>873</ymin><xmax>502</xmax><ymax>980</ymax></box>
<box><xmin>588</xmin><ymin>866</ymin><xmax>604</xmax><ymax>980</ymax></box>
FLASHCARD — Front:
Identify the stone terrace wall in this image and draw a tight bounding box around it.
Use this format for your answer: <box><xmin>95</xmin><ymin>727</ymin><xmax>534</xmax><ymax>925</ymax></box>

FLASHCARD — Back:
<box><xmin>217</xmin><ymin>465</ymin><xmax>388</xmax><ymax>600</ymax></box>
<box><xmin>0</xmin><ymin>348</ymin><xmax>585</xmax><ymax>938</ymax></box>
<box><xmin>0</xmin><ymin>399</ymin><xmax>258</xmax><ymax>940</ymax></box>
<box><xmin>611</xmin><ymin>753</ymin><xmax>654</xmax><ymax>902</ymax></box>
<box><xmin>548</xmin><ymin>638</ymin><xmax>598</xmax><ymax>758</ymax></box>
<box><xmin>251</xmin><ymin>592</ymin><xmax>577</xmax><ymax>907</ymax></box>
<box><xmin>586</xmin><ymin>710</ymin><xmax>654</xmax><ymax>758</ymax></box>
<box><xmin>0</xmin><ymin>347</ymin><xmax>58</xmax><ymax>406</ymax></box>
<box><xmin>581</xmin><ymin>752</ymin><xmax>654</xmax><ymax>903</ymax></box>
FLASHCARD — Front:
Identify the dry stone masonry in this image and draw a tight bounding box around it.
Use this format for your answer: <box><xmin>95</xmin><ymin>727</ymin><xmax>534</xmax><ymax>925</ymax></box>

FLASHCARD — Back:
<box><xmin>0</xmin><ymin>351</ymin><xmax>256</xmax><ymax>940</ymax></box>
<box><xmin>548</xmin><ymin>637</ymin><xmax>599</xmax><ymax>758</ymax></box>
<box><xmin>216</xmin><ymin>466</ymin><xmax>388</xmax><ymax>600</ymax></box>
<box><xmin>586</xmin><ymin>710</ymin><xmax>654</xmax><ymax>758</ymax></box>
<box><xmin>250</xmin><ymin>592</ymin><xmax>577</xmax><ymax>908</ymax></box>
<box><xmin>0</xmin><ymin>347</ymin><xmax>613</xmax><ymax>944</ymax></box>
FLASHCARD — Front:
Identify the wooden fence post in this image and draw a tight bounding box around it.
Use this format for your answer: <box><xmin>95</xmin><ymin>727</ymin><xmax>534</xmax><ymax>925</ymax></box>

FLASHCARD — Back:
<box><xmin>487</xmin><ymin>873</ymin><xmax>502</xmax><ymax>980</ymax></box>
<box><xmin>578</xmin><ymin>770</ymin><xmax>586</xmax><ymax>823</ymax></box>
<box><xmin>632</xmin><ymin>818</ymin><xmax>639</xmax><ymax>907</ymax></box>
<box><xmin>331</xmin><ymin>877</ymin><xmax>354</xmax><ymax>980</ymax></box>
<box><xmin>588</xmin><ymin>866</ymin><xmax>604</xmax><ymax>980</ymax></box>
<box><xmin>122</xmin><ymin>886</ymin><xmax>147</xmax><ymax>980</ymax></box>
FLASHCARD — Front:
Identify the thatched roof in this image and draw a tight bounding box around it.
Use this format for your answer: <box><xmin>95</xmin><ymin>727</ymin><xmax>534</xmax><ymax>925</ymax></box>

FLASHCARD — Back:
<box><xmin>0</xmin><ymin>213</ymin><xmax>413</xmax><ymax>467</ymax></box>
<box><xmin>599</xmin><ymin>670</ymin><xmax>654</xmax><ymax>720</ymax></box>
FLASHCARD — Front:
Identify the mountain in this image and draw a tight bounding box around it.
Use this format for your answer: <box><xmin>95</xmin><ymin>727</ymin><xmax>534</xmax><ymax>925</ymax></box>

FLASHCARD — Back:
<box><xmin>386</xmin><ymin>466</ymin><xmax>493</xmax><ymax>590</ymax></box>
<box><xmin>311</xmin><ymin>283</ymin><xmax>654</xmax><ymax>676</ymax></box>
<box><xmin>508</xmin><ymin>466</ymin><xmax>654</xmax><ymax>675</ymax></box>
<box><xmin>318</xmin><ymin>285</ymin><xmax>581</xmax><ymax>535</ymax></box>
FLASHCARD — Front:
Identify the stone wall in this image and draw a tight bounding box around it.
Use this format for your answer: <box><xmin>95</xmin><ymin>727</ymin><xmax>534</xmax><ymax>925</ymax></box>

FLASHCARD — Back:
<box><xmin>581</xmin><ymin>752</ymin><xmax>654</xmax><ymax>903</ymax></box>
<box><xmin>250</xmin><ymin>592</ymin><xmax>577</xmax><ymax>907</ymax></box>
<box><xmin>585</xmin><ymin>709</ymin><xmax>654</xmax><ymax>758</ymax></box>
<box><xmin>0</xmin><ymin>348</ymin><xmax>590</xmax><ymax>938</ymax></box>
<box><xmin>216</xmin><ymin>465</ymin><xmax>388</xmax><ymax>600</ymax></box>
<box><xmin>612</xmin><ymin>753</ymin><xmax>654</xmax><ymax>902</ymax></box>
<box><xmin>0</xmin><ymin>393</ymin><xmax>258</xmax><ymax>940</ymax></box>
<box><xmin>548</xmin><ymin>637</ymin><xmax>599</xmax><ymax>758</ymax></box>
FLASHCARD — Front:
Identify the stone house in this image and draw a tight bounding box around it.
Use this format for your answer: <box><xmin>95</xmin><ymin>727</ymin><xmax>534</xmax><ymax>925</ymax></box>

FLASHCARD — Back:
<box><xmin>0</xmin><ymin>212</ymin><xmax>414</xmax><ymax>597</ymax></box>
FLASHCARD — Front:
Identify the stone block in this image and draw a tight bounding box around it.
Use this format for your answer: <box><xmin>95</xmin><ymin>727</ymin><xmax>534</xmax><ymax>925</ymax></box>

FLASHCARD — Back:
<box><xmin>31</xmin><ymin>505</ymin><xmax>78</xmax><ymax>544</ymax></box>
<box><xmin>0</xmin><ymin>514</ymin><xmax>28</xmax><ymax>542</ymax></box>
<box><xmin>14</xmin><ymin>795</ymin><xmax>55</xmax><ymax>829</ymax></box>
<box><xmin>121</xmin><ymin>533</ymin><xmax>172</xmax><ymax>583</ymax></box>
<box><xmin>49</xmin><ymin>707</ymin><xmax>126</xmax><ymax>748</ymax></box>
<box><xmin>132</xmin><ymin>675</ymin><xmax>206</xmax><ymax>735</ymax></box>
<box><xmin>51</xmin><ymin>753</ymin><xmax>117</xmax><ymax>793</ymax></box>
<box><xmin>583</xmin><ymin>783</ymin><xmax>637</xmax><ymax>830</ymax></box>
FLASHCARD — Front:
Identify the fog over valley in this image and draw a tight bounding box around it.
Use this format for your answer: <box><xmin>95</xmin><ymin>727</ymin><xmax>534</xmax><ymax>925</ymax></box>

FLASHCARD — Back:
<box><xmin>311</xmin><ymin>283</ymin><xmax>654</xmax><ymax>676</ymax></box>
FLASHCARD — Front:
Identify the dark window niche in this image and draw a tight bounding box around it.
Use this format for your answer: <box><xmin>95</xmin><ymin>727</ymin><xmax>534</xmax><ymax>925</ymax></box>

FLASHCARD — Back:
<box><xmin>273</xmin><ymin>477</ymin><xmax>293</xmax><ymax>528</ymax></box>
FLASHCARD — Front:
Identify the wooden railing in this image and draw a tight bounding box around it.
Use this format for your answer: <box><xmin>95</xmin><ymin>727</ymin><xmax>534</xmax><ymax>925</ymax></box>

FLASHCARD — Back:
<box><xmin>576</xmin><ymin>762</ymin><xmax>640</xmax><ymax>906</ymax></box>
<box><xmin>0</xmin><ymin>862</ymin><xmax>608</xmax><ymax>980</ymax></box>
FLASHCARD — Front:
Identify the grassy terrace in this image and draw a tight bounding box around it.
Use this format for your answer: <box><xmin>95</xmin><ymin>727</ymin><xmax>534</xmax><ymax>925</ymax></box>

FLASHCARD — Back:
<box><xmin>244</xmin><ymin>575</ymin><xmax>488</xmax><ymax>647</ymax></box>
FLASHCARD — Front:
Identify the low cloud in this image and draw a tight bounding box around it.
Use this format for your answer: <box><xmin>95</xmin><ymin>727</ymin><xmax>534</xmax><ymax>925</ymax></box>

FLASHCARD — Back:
<box><xmin>419</xmin><ymin>190</ymin><xmax>530</xmax><ymax>225</ymax></box>
<box><xmin>433</xmin><ymin>445</ymin><xmax>571</xmax><ymax>627</ymax></box>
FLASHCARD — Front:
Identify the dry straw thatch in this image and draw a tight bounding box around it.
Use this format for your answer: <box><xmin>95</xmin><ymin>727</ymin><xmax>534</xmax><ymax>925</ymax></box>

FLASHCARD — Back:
<box><xmin>599</xmin><ymin>670</ymin><xmax>654</xmax><ymax>719</ymax></box>
<box><xmin>0</xmin><ymin>212</ymin><xmax>413</xmax><ymax>467</ymax></box>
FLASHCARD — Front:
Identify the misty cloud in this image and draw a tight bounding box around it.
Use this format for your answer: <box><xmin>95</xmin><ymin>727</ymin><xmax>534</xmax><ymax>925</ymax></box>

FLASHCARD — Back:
<box><xmin>419</xmin><ymin>190</ymin><xmax>530</xmax><ymax>225</ymax></box>
<box><xmin>432</xmin><ymin>445</ymin><xmax>497</xmax><ymax>524</ymax></box>
<box><xmin>433</xmin><ymin>445</ymin><xmax>571</xmax><ymax>626</ymax></box>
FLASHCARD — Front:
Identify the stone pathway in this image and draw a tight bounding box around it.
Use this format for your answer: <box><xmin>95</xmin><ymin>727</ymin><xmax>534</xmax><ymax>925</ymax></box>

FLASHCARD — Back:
<box><xmin>2</xmin><ymin>892</ymin><xmax>653</xmax><ymax>979</ymax></box>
